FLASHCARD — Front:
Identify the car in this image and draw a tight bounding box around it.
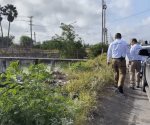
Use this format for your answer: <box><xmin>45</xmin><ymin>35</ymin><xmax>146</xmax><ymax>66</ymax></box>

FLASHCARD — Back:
<box><xmin>139</xmin><ymin>45</ymin><xmax>150</xmax><ymax>92</ymax></box>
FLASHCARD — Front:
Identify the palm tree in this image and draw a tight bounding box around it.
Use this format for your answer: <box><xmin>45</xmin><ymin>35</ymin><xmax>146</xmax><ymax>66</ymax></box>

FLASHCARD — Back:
<box><xmin>0</xmin><ymin>6</ymin><xmax>3</xmax><ymax>38</ymax></box>
<box><xmin>3</xmin><ymin>4</ymin><xmax>18</xmax><ymax>37</ymax></box>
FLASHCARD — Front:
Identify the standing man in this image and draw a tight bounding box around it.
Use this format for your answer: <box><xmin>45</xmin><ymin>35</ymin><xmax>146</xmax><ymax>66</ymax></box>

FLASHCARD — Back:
<box><xmin>129</xmin><ymin>38</ymin><xmax>142</xmax><ymax>89</ymax></box>
<box><xmin>107</xmin><ymin>33</ymin><xmax>131</xmax><ymax>94</ymax></box>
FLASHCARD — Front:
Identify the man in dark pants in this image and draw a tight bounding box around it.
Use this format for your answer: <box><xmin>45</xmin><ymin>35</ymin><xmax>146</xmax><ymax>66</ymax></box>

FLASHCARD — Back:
<box><xmin>107</xmin><ymin>33</ymin><xmax>131</xmax><ymax>94</ymax></box>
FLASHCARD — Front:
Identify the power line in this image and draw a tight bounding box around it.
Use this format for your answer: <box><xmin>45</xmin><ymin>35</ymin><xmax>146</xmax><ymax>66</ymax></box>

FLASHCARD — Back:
<box><xmin>14</xmin><ymin>19</ymin><xmax>49</xmax><ymax>28</ymax></box>
<box><xmin>15</xmin><ymin>19</ymin><xmax>29</xmax><ymax>22</ymax></box>
<box><xmin>17</xmin><ymin>15</ymin><xmax>29</xmax><ymax>18</ymax></box>
<box><xmin>111</xmin><ymin>8</ymin><xmax>150</xmax><ymax>22</ymax></box>
<box><xmin>32</xmin><ymin>24</ymin><xmax>47</xmax><ymax>27</ymax></box>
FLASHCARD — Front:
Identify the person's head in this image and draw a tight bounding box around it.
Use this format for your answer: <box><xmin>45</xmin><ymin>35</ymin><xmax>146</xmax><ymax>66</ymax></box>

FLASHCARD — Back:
<box><xmin>115</xmin><ymin>33</ymin><xmax>122</xmax><ymax>39</ymax></box>
<box><xmin>131</xmin><ymin>38</ymin><xmax>137</xmax><ymax>45</ymax></box>
<box><xmin>145</xmin><ymin>41</ymin><xmax>148</xmax><ymax>44</ymax></box>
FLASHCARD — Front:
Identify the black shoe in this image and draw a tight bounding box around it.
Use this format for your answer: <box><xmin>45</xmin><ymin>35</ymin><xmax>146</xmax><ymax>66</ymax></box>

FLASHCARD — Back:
<box><xmin>136</xmin><ymin>85</ymin><xmax>140</xmax><ymax>88</ymax></box>
<box><xmin>129</xmin><ymin>84</ymin><xmax>135</xmax><ymax>90</ymax></box>
<box><xmin>118</xmin><ymin>86</ymin><xmax>124</xmax><ymax>94</ymax></box>
<box><xmin>114</xmin><ymin>85</ymin><xmax>118</xmax><ymax>88</ymax></box>
<box><xmin>130</xmin><ymin>86</ymin><xmax>135</xmax><ymax>90</ymax></box>
<box><xmin>115</xmin><ymin>88</ymin><xmax>125</xmax><ymax>98</ymax></box>
<box><xmin>113</xmin><ymin>82</ymin><xmax>118</xmax><ymax>88</ymax></box>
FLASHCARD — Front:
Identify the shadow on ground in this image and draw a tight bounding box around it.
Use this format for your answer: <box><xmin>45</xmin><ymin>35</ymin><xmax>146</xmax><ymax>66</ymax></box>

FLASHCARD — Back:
<box><xmin>87</xmin><ymin>75</ymin><xmax>150</xmax><ymax>125</ymax></box>
<box><xmin>87</xmin><ymin>87</ymin><xmax>135</xmax><ymax>125</ymax></box>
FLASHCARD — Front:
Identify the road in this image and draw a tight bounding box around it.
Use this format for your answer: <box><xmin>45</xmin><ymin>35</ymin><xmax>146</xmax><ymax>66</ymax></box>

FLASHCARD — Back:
<box><xmin>88</xmin><ymin>75</ymin><xmax>150</xmax><ymax>125</ymax></box>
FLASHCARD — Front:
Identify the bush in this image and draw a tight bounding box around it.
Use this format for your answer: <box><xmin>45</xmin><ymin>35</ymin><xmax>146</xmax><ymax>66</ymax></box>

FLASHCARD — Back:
<box><xmin>0</xmin><ymin>36</ymin><xmax>13</xmax><ymax>48</ymax></box>
<box><xmin>63</xmin><ymin>54</ymin><xmax>114</xmax><ymax>124</ymax></box>
<box><xmin>88</xmin><ymin>44</ymin><xmax>108</xmax><ymax>58</ymax></box>
<box><xmin>0</xmin><ymin>54</ymin><xmax>114</xmax><ymax>125</ymax></box>
<box><xmin>0</xmin><ymin>62</ymin><xmax>78</xmax><ymax>125</ymax></box>
<box><xmin>69</xmin><ymin>62</ymin><xmax>92</xmax><ymax>71</ymax></box>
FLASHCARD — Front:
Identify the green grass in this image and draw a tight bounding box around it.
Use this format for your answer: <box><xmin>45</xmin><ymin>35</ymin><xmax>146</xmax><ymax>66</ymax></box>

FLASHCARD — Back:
<box><xmin>63</xmin><ymin>54</ymin><xmax>114</xmax><ymax>124</ymax></box>
<box><xmin>0</xmin><ymin>54</ymin><xmax>114</xmax><ymax>125</ymax></box>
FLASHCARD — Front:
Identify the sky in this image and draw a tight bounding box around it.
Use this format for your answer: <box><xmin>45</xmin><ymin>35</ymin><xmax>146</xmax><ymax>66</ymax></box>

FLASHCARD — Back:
<box><xmin>1</xmin><ymin>0</ymin><xmax>150</xmax><ymax>44</ymax></box>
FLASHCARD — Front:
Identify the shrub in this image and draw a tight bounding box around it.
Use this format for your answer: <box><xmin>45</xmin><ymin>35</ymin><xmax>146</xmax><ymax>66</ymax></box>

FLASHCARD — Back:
<box><xmin>0</xmin><ymin>61</ymin><xmax>78</xmax><ymax>125</ymax></box>
<box><xmin>88</xmin><ymin>44</ymin><xmax>108</xmax><ymax>58</ymax></box>
<box><xmin>63</xmin><ymin>54</ymin><xmax>114</xmax><ymax>124</ymax></box>
<box><xmin>0</xmin><ymin>54</ymin><xmax>114</xmax><ymax>125</ymax></box>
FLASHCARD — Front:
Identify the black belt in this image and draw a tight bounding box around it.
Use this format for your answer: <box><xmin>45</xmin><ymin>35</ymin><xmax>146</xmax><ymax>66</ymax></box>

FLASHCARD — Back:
<box><xmin>112</xmin><ymin>57</ymin><xmax>125</xmax><ymax>61</ymax></box>
<box><xmin>131</xmin><ymin>60</ymin><xmax>141</xmax><ymax>61</ymax></box>
<box><xmin>113</xmin><ymin>57</ymin><xmax>125</xmax><ymax>60</ymax></box>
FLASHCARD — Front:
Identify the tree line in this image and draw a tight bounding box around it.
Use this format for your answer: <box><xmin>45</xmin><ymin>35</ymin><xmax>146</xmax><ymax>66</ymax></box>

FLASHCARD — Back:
<box><xmin>19</xmin><ymin>23</ymin><xmax>108</xmax><ymax>58</ymax></box>
<box><xmin>0</xmin><ymin>22</ymin><xmax>108</xmax><ymax>58</ymax></box>
<box><xmin>0</xmin><ymin>4</ymin><xmax>108</xmax><ymax>59</ymax></box>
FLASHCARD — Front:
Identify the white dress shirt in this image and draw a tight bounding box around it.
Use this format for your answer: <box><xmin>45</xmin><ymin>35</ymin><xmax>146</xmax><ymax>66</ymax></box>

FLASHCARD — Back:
<box><xmin>107</xmin><ymin>39</ymin><xmax>131</xmax><ymax>62</ymax></box>
<box><xmin>130</xmin><ymin>44</ymin><xmax>142</xmax><ymax>61</ymax></box>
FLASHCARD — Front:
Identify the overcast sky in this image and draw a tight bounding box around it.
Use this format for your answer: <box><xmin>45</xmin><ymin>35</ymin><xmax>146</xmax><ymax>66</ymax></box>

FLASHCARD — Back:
<box><xmin>1</xmin><ymin>0</ymin><xmax>150</xmax><ymax>44</ymax></box>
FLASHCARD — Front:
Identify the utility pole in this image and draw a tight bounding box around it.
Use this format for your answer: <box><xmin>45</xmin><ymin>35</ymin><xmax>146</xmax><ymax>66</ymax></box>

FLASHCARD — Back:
<box><xmin>101</xmin><ymin>0</ymin><xmax>107</xmax><ymax>45</ymax></box>
<box><xmin>105</xmin><ymin>28</ymin><xmax>108</xmax><ymax>44</ymax></box>
<box><xmin>34</xmin><ymin>32</ymin><xmax>36</xmax><ymax>44</ymax></box>
<box><xmin>103</xmin><ymin>2</ymin><xmax>107</xmax><ymax>44</ymax></box>
<box><xmin>29</xmin><ymin>16</ymin><xmax>33</xmax><ymax>41</ymax></box>
<box><xmin>101</xmin><ymin>0</ymin><xmax>104</xmax><ymax>46</ymax></box>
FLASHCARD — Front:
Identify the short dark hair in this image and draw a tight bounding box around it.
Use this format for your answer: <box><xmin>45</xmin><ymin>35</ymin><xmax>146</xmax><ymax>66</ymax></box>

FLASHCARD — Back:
<box><xmin>132</xmin><ymin>38</ymin><xmax>137</xmax><ymax>43</ymax></box>
<box><xmin>145</xmin><ymin>41</ymin><xmax>148</xmax><ymax>44</ymax></box>
<box><xmin>115</xmin><ymin>33</ymin><xmax>122</xmax><ymax>39</ymax></box>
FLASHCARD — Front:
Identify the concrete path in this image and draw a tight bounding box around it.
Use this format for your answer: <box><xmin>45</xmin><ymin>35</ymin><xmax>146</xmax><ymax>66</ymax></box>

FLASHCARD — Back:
<box><xmin>88</xmin><ymin>75</ymin><xmax>150</xmax><ymax>125</ymax></box>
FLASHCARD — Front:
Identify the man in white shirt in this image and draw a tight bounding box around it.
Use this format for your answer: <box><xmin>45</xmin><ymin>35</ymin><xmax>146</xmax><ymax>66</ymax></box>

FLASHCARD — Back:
<box><xmin>107</xmin><ymin>33</ymin><xmax>131</xmax><ymax>94</ymax></box>
<box><xmin>129</xmin><ymin>38</ymin><xmax>142</xmax><ymax>89</ymax></box>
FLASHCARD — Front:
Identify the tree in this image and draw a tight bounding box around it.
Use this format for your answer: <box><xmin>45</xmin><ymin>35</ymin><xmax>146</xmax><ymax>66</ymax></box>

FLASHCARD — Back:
<box><xmin>88</xmin><ymin>43</ymin><xmax>108</xmax><ymax>58</ymax></box>
<box><xmin>0</xmin><ymin>36</ymin><xmax>14</xmax><ymax>48</ymax></box>
<box><xmin>58</xmin><ymin>23</ymin><xmax>86</xmax><ymax>58</ymax></box>
<box><xmin>33</xmin><ymin>23</ymin><xmax>87</xmax><ymax>58</ymax></box>
<box><xmin>39</xmin><ymin>23</ymin><xmax>87</xmax><ymax>58</ymax></box>
<box><xmin>3</xmin><ymin>4</ymin><xmax>18</xmax><ymax>37</ymax></box>
<box><xmin>20</xmin><ymin>36</ymin><xmax>33</xmax><ymax>47</ymax></box>
<box><xmin>41</xmin><ymin>39</ymin><xmax>63</xmax><ymax>50</ymax></box>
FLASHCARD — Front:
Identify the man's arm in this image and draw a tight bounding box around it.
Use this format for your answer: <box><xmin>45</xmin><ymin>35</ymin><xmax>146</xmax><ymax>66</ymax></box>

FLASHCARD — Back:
<box><xmin>126</xmin><ymin>44</ymin><xmax>132</xmax><ymax>61</ymax></box>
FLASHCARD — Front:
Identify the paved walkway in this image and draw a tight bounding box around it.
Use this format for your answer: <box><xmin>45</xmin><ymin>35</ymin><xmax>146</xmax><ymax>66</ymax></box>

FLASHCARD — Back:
<box><xmin>88</xmin><ymin>75</ymin><xmax>150</xmax><ymax>125</ymax></box>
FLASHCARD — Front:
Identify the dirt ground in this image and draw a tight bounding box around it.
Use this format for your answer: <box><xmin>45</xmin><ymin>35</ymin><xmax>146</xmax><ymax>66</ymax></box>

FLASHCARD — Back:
<box><xmin>87</xmin><ymin>74</ymin><xmax>150</xmax><ymax>125</ymax></box>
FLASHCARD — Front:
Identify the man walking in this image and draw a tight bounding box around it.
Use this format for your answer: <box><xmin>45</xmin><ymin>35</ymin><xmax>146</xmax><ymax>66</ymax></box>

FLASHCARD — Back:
<box><xmin>129</xmin><ymin>38</ymin><xmax>142</xmax><ymax>89</ymax></box>
<box><xmin>107</xmin><ymin>33</ymin><xmax>131</xmax><ymax>94</ymax></box>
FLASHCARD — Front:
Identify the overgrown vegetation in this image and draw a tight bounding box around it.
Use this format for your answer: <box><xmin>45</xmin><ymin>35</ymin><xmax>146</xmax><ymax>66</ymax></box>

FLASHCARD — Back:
<box><xmin>0</xmin><ymin>62</ymin><xmax>78</xmax><ymax>125</ymax></box>
<box><xmin>0</xmin><ymin>20</ymin><xmax>108</xmax><ymax>59</ymax></box>
<box><xmin>87</xmin><ymin>43</ymin><xmax>108</xmax><ymax>58</ymax></box>
<box><xmin>20</xmin><ymin>35</ymin><xmax>33</xmax><ymax>47</ymax></box>
<box><xmin>0</xmin><ymin>54</ymin><xmax>114</xmax><ymax>125</ymax></box>
<box><xmin>35</xmin><ymin>23</ymin><xmax>87</xmax><ymax>59</ymax></box>
<box><xmin>0</xmin><ymin>36</ymin><xmax>13</xmax><ymax>48</ymax></box>
<box><xmin>62</xmin><ymin>54</ymin><xmax>114</xmax><ymax>124</ymax></box>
